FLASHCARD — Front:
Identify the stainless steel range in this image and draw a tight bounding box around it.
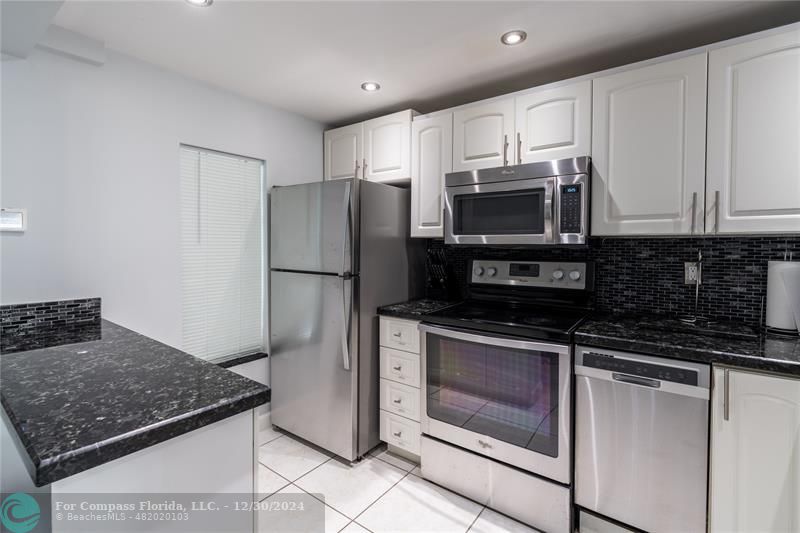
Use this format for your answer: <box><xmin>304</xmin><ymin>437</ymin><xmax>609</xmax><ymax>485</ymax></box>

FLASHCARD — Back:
<box><xmin>419</xmin><ymin>259</ymin><xmax>593</xmax><ymax>533</ymax></box>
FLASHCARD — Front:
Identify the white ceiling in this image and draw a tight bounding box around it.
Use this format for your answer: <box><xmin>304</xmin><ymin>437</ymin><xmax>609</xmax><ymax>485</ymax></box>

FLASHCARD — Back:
<box><xmin>53</xmin><ymin>1</ymin><xmax>800</xmax><ymax>126</ymax></box>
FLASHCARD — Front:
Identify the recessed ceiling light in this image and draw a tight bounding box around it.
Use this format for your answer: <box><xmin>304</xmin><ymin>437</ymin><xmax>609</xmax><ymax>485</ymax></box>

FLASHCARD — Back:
<box><xmin>185</xmin><ymin>0</ymin><xmax>213</xmax><ymax>7</ymax></box>
<box><xmin>501</xmin><ymin>30</ymin><xmax>527</xmax><ymax>46</ymax></box>
<box><xmin>361</xmin><ymin>82</ymin><xmax>381</xmax><ymax>92</ymax></box>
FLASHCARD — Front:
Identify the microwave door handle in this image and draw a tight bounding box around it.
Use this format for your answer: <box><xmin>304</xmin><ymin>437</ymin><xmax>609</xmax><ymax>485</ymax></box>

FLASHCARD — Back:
<box><xmin>545</xmin><ymin>179</ymin><xmax>555</xmax><ymax>242</ymax></box>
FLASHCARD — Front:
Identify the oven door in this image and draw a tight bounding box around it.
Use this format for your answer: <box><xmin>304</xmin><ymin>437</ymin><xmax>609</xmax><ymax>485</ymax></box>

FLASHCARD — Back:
<box><xmin>444</xmin><ymin>176</ymin><xmax>554</xmax><ymax>245</ymax></box>
<box><xmin>419</xmin><ymin>324</ymin><xmax>571</xmax><ymax>484</ymax></box>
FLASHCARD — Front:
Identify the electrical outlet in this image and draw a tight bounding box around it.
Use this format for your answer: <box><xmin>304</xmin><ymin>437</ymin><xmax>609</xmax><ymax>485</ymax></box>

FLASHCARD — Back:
<box><xmin>684</xmin><ymin>262</ymin><xmax>701</xmax><ymax>285</ymax></box>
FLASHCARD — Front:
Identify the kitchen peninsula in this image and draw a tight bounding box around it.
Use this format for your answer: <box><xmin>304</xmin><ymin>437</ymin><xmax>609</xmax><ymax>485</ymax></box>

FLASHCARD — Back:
<box><xmin>1</xmin><ymin>300</ymin><xmax>269</xmax><ymax>531</ymax></box>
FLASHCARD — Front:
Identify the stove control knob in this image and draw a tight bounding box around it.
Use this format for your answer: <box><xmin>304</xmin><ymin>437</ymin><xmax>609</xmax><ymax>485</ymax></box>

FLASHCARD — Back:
<box><xmin>474</xmin><ymin>266</ymin><xmax>485</xmax><ymax>277</ymax></box>
<box><xmin>569</xmin><ymin>270</ymin><xmax>582</xmax><ymax>281</ymax></box>
<box><xmin>487</xmin><ymin>267</ymin><xmax>498</xmax><ymax>277</ymax></box>
<box><xmin>552</xmin><ymin>269</ymin><xmax>565</xmax><ymax>280</ymax></box>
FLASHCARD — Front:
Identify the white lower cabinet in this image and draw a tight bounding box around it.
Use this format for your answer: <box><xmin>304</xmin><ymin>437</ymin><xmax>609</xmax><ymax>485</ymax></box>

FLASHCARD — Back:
<box><xmin>379</xmin><ymin>411</ymin><xmax>421</xmax><ymax>456</ymax></box>
<box><xmin>379</xmin><ymin>316</ymin><xmax>421</xmax><ymax>353</ymax></box>
<box><xmin>378</xmin><ymin>316</ymin><xmax>422</xmax><ymax>459</ymax></box>
<box><xmin>379</xmin><ymin>378</ymin><xmax>420</xmax><ymax>421</ymax></box>
<box><xmin>379</xmin><ymin>346</ymin><xmax>421</xmax><ymax>388</ymax></box>
<box><xmin>710</xmin><ymin>367</ymin><xmax>800</xmax><ymax>532</ymax></box>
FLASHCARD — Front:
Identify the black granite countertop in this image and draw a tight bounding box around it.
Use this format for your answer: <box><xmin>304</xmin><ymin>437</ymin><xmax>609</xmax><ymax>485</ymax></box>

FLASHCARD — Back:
<box><xmin>576</xmin><ymin>314</ymin><xmax>800</xmax><ymax>377</ymax></box>
<box><xmin>0</xmin><ymin>320</ymin><xmax>270</xmax><ymax>486</ymax></box>
<box><xmin>377</xmin><ymin>298</ymin><xmax>457</xmax><ymax>320</ymax></box>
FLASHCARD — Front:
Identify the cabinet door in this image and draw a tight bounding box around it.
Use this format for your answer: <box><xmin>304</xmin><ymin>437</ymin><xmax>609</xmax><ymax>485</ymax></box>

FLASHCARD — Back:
<box><xmin>324</xmin><ymin>123</ymin><xmax>363</xmax><ymax>180</ymax></box>
<box><xmin>363</xmin><ymin>110</ymin><xmax>413</xmax><ymax>183</ymax></box>
<box><xmin>515</xmin><ymin>80</ymin><xmax>591</xmax><ymax>164</ymax></box>
<box><xmin>410</xmin><ymin>113</ymin><xmax>452</xmax><ymax>238</ymax></box>
<box><xmin>707</xmin><ymin>29</ymin><xmax>800</xmax><ymax>234</ymax></box>
<box><xmin>591</xmin><ymin>53</ymin><xmax>707</xmax><ymax>235</ymax></box>
<box><xmin>452</xmin><ymin>99</ymin><xmax>515</xmax><ymax>172</ymax></box>
<box><xmin>710</xmin><ymin>368</ymin><xmax>800</xmax><ymax>533</ymax></box>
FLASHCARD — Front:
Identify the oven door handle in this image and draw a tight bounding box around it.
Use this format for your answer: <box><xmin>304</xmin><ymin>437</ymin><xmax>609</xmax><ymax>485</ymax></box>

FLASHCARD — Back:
<box><xmin>418</xmin><ymin>324</ymin><xmax>569</xmax><ymax>354</ymax></box>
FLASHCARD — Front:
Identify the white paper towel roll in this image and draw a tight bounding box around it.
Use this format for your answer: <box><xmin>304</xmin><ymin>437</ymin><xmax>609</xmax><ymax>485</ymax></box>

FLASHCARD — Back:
<box><xmin>766</xmin><ymin>261</ymin><xmax>800</xmax><ymax>333</ymax></box>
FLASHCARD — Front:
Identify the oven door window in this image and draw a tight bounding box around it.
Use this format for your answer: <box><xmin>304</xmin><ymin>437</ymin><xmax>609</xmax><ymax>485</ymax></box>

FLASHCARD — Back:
<box><xmin>426</xmin><ymin>333</ymin><xmax>559</xmax><ymax>457</ymax></box>
<box><xmin>453</xmin><ymin>189</ymin><xmax>545</xmax><ymax>235</ymax></box>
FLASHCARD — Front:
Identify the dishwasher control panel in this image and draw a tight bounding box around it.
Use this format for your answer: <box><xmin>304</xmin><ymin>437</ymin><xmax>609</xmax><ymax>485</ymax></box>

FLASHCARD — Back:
<box><xmin>582</xmin><ymin>351</ymin><xmax>699</xmax><ymax>386</ymax></box>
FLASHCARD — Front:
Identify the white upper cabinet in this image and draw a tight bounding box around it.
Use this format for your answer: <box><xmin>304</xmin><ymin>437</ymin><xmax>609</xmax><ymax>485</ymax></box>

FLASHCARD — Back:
<box><xmin>324</xmin><ymin>110</ymin><xmax>416</xmax><ymax>182</ymax></box>
<box><xmin>324</xmin><ymin>123</ymin><xmax>363</xmax><ymax>181</ymax></box>
<box><xmin>363</xmin><ymin>110</ymin><xmax>414</xmax><ymax>183</ymax></box>
<box><xmin>710</xmin><ymin>368</ymin><xmax>800</xmax><ymax>533</ymax></box>
<box><xmin>591</xmin><ymin>53</ymin><xmax>708</xmax><ymax>236</ymax></box>
<box><xmin>452</xmin><ymin>99</ymin><xmax>515</xmax><ymax>172</ymax></box>
<box><xmin>515</xmin><ymin>80</ymin><xmax>592</xmax><ymax>164</ymax></box>
<box><xmin>411</xmin><ymin>113</ymin><xmax>453</xmax><ymax>238</ymax></box>
<box><xmin>706</xmin><ymin>28</ymin><xmax>800</xmax><ymax>234</ymax></box>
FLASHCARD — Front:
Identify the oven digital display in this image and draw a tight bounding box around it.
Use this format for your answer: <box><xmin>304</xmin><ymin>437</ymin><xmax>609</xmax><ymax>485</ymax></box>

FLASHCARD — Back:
<box><xmin>564</xmin><ymin>186</ymin><xmax>579</xmax><ymax>194</ymax></box>
<box><xmin>509</xmin><ymin>263</ymin><xmax>540</xmax><ymax>277</ymax></box>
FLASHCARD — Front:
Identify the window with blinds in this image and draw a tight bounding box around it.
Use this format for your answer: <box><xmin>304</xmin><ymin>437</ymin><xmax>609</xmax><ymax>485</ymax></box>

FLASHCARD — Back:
<box><xmin>180</xmin><ymin>145</ymin><xmax>265</xmax><ymax>361</ymax></box>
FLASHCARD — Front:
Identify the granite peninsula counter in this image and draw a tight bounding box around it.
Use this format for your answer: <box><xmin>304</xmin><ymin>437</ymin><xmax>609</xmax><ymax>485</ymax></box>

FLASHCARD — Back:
<box><xmin>1</xmin><ymin>319</ymin><xmax>269</xmax><ymax>488</ymax></box>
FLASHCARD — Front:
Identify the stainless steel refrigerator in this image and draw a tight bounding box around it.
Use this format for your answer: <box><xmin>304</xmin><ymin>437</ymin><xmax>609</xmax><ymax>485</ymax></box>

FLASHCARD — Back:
<box><xmin>269</xmin><ymin>178</ymin><xmax>422</xmax><ymax>461</ymax></box>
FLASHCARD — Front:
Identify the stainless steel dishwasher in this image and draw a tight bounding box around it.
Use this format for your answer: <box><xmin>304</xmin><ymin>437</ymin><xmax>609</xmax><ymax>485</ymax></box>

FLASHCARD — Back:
<box><xmin>574</xmin><ymin>346</ymin><xmax>710</xmax><ymax>533</ymax></box>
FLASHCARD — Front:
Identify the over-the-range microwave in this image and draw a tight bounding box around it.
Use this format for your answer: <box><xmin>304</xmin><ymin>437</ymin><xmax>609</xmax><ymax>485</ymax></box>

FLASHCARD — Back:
<box><xmin>444</xmin><ymin>156</ymin><xmax>589</xmax><ymax>246</ymax></box>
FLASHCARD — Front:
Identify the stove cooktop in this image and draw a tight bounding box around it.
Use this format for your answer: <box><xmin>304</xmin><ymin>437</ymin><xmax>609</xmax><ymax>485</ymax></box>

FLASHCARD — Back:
<box><xmin>423</xmin><ymin>300</ymin><xmax>589</xmax><ymax>343</ymax></box>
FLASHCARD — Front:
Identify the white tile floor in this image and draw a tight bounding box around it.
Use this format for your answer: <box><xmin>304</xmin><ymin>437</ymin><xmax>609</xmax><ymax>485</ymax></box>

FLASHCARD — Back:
<box><xmin>257</xmin><ymin>427</ymin><xmax>538</xmax><ymax>533</ymax></box>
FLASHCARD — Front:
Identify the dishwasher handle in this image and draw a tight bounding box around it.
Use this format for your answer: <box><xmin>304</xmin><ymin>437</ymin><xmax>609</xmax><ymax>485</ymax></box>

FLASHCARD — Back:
<box><xmin>612</xmin><ymin>373</ymin><xmax>661</xmax><ymax>389</ymax></box>
<box><xmin>575</xmin><ymin>364</ymin><xmax>710</xmax><ymax>400</ymax></box>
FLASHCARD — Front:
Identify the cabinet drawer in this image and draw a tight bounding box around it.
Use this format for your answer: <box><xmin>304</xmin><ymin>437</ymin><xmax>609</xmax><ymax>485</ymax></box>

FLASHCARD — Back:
<box><xmin>379</xmin><ymin>317</ymin><xmax>420</xmax><ymax>353</ymax></box>
<box><xmin>379</xmin><ymin>347</ymin><xmax>420</xmax><ymax>388</ymax></box>
<box><xmin>380</xmin><ymin>410</ymin><xmax>421</xmax><ymax>456</ymax></box>
<box><xmin>380</xmin><ymin>378</ymin><xmax>421</xmax><ymax>421</ymax></box>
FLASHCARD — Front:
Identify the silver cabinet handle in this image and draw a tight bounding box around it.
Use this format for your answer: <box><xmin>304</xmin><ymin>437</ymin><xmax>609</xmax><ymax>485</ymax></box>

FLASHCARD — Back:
<box><xmin>477</xmin><ymin>439</ymin><xmax>492</xmax><ymax>449</ymax></box>
<box><xmin>393</xmin><ymin>431</ymin><xmax>402</xmax><ymax>438</ymax></box>
<box><xmin>362</xmin><ymin>158</ymin><xmax>367</xmax><ymax>180</ymax></box>
<box><xmin>392</xmin><ymin>365</ymin><xmax>402</xmax><ymax>371</ymax></box>
<box><xmin>354</xmin><ymin>159</ymin><xmax>360</xmax><ymax>179</ymax></box>
<box><xmin>723</xmin><ymin>368</ymin><xmax>730</xmax><ymax>421</ymax></box>
<box><xmin>715</xmin><ymin>190</ymin><xmax>720</xmax><ymax>234</ymax></box>
<box><xmin>517</xmin><ymin>132</ymin><xmax>522</xmax><ymax>165</ymax></box>
<box><xmin>690</xmin><ymin>192</ymin><xmax>697</xmax><ymax>234</ymax></box>
<box><xmin>503</xmin><ymin>135</ymin><xmax>509</xmax><ymax>167</ymax></box>
<box><xmin>393</xmin><ymin>398</ymin><xmax>402</xmax><ymax>404</ymax></box>
<box><xmin>392</xmin><ymin>331</ymin><xmax>402</xmax><ymax>338</ymax></box>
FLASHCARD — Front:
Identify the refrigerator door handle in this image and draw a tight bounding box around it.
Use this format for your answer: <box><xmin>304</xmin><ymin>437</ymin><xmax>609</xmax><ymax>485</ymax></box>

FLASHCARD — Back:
<box><xmin>340</xmin><ymin>181</ymin><xmax>352</xmax><ymax>276</ymax></box>
<box><xmin>340</xmin><ymin>277</ymin><xmax>352</xmax><ymax>371</ymax></box>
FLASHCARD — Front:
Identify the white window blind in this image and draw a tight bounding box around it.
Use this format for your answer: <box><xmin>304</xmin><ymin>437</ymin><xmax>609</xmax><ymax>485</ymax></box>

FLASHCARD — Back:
<box><xmin>180</xmin><ymin>146</ymin><xmax>264</xmax><ymax>361</ymax></box>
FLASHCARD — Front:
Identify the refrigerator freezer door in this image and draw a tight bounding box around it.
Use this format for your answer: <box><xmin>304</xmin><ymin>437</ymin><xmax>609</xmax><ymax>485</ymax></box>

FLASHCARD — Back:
<box><xmin>270</xmin><ymin>270</ymin><xmax>359</xmax><ymax>460</ymax></box>
<box><xmin>270</xmin><ymin>180</ymin><xmax>354</xmax><ymax>275</ymax></box>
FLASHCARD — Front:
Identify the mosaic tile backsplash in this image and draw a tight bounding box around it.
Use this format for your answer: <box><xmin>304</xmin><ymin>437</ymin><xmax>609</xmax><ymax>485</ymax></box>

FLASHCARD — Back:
<box><xmin>426</xmin><ymin>236</ymin><xmax>800</xmax><ymax>326</ymax></box>
<box><xmin>1</xmin><ymin>298</ymin><xmax>101</xmax><ymax>334</ymax></box>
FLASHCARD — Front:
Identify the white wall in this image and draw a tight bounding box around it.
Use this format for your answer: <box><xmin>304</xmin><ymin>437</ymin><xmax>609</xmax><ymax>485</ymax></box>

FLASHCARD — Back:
<box><xmin>0</xmin><ymin>47</ymin><xmax>323</xmax><ymax>348</ymax></box>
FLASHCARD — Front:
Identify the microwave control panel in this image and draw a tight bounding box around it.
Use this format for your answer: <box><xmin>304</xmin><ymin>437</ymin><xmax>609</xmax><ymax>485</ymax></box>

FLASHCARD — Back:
<box><xmin>559</xmin><ymin>184</ymin><xmax>583</xmax><ymax>234</ymax></box>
